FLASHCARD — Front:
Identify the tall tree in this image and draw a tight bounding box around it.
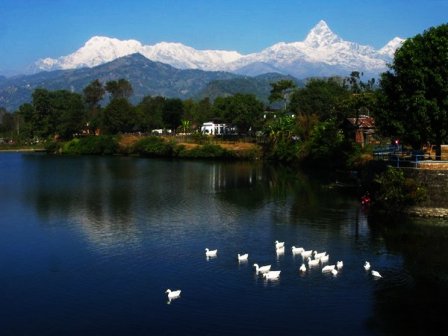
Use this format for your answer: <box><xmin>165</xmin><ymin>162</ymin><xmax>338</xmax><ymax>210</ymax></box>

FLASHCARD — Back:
<box><xmin>83</xmin><ymin>79</ymin><xmax>105</xmax><ymax>132</ymax></box>
<box><xmin>105</xmin><ymin>79</ymin><xmax>133</xmax><ymax>100</ymax></box>
<box><xmin>17</xmin><ymin>103</ymin><xmax>35</xmax><ymax>139</ymax></box>
<box><xmin>135</xmin><ymin>96</ymin><xmax>165</xmax><ymax>131</ymax></box>
<box><xmin>289</xmin><ymin>78</ymin><xmax>349</xmax><ymax>121</ymax></box>
<box><xmin>269</xmin><ymin>79</ymin><xmax>296</xmax><ymax>110</ymax></box>
<box><xmin>17</xmin><ymin>89</ymin><xmax>86</xmax><ymax>140</ymax></box>
<box><xmin>83</xmin><ymin>79</ymin><xmax>105</xmax><ymax>109</ymax></box>
<box><xmin>102</xmin><ymin>98</ymin><xmax>136</xmax><ymax>134</ymax></box>
<box><xmin>32</xmin><ymin>88</ymin><xmax>56</xmax><ymax>138</ymax></box>
<box><xmin>213</xmin><ymin>94</ymin><xmax>264</xmax><ymax>134</ymax></box>
<box><xmin>163</xmin><ymin>98</ymin><xmax>184</xmax><ymax>130</ymax></box>
<box><xmin>377</xmin><ymin>23</ymin><xmax>448</xmax><ymax>156</ymax></box>
<box><xmin>52</xmin><ymin>90</ymin><xmax>86</xmax><ymax>139</ymax></box>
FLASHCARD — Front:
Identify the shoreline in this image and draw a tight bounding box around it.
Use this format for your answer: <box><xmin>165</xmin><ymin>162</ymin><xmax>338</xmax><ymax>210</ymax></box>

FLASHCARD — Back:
<box><xmin>406</xmin><ymin>206</ymin><xmax>448</xmax><ymax>219</ymax></box>
<box><xmin>0</xmin><ymin>148</ymin><xmax>47</xmax><ymax>153</ymax></box>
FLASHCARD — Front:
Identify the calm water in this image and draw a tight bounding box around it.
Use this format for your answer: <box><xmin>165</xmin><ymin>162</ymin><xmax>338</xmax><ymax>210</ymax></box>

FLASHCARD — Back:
<box><xmin>1</xmin><ymin>153</ymin><xmax>447</xmax><ymax>336</ymax></box>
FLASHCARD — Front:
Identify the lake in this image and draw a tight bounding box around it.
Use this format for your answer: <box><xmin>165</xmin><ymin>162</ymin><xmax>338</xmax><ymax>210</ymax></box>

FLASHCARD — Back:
<box><xmin>1</xmin><ymin>153</ymin><xmax>447</xmax><ymax>335</ymax></box>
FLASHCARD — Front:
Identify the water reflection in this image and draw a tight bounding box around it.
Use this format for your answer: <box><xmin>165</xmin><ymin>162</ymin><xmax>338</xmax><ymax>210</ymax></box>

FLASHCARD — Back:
<box><xmin>4</xmin><ymin>154</ymin><xmax>448</xmax><ymax>335</ymax></box>
<box><xmin>23</xmin><ymin>157</ymin><xmax>347</xmax><ymax>249</ymax></box>
<box><xmin>368</xmin><ymin>215</ymin><xmax>448</xmax><ymax>334</ymax></box>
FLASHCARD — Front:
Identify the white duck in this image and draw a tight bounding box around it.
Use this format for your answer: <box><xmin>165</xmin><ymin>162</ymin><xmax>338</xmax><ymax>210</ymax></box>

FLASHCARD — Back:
<box><xmin>263</xmin><ymin>270</ymin><xmax>281</xmax><ymax>280</ymax></box>
<box><xmin>320</xmin><ymin>254</ymin><xmax>329</xmax><ymax>263</ymax></box>
<box><xmin>205</xmin><ymin>248</ymin><xmax>218</xmax><ymax>257</ymax></box>
<box><xmin>336</xmin><ymin>261</ymin><xmax>343</xmax><ymax>269</ymax></box>
<box><xmin>299</xmin><ymin>263</ymin><xmax>307</xmax><ymax>272</ymax></box>
<box><xmin>322</xmin><ymin>265</ymin><xmax>336</xmax><ymax>272</ymax></box>
<box><xmin>237</xmin><ymin>253</ymin><xmax>249</xmax><ymax>262</ymax></box>
<box><xmin>364</xmin><ymin>261</ymin><xmax>371</xmax><ymax>271</ymax></box>
<box><xmin>165</xmin><ymin>289</ymin><xmax>181</xmax><ymax>300</ymax></box>
<box><xmin>276</xmin><ymin>246</ymin><xmax>285</xmax><ymax>257</ymax></box>
<box><xmin>301</xmin><ymin>250</ymin><xmax>313</xmax><ymax>258</ymax></box>
<box><xmin>331</xmin><ymin>268</ymin><xmax>338</xmax><ymax>276</ymax></box>
<box><xmin>292</xmin><ymin>246</ymin><xmax>305</xmax><ymax>254</ymax></box>
<box><xmin>253</xmin><ymin>263</ymin><xmax>271</xmax><ymax>274</ymax></box>
<box><xmin>314</xmin><ymin>251</ymin><xmax>327</xmax><ymax>259</ymax></box>
<box><xmin>308</xmin><ymin>257</ymin><xmax>320</xmax><ymax>267</ymax></box>
<box><xmin>275</xmin><ymin>240</ymin><xmax>285</xmax><ymax>249</ymax></box>
<box><xmin>371</xmin><ymin>270</ymin><xmax>382</xmax><ymax>278</ymax></box>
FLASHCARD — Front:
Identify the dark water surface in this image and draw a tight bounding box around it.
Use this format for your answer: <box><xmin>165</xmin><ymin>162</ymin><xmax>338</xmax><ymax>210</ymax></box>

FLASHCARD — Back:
<box><xmin>1</xmin><ymin>153</ymin><xmax>447</xmax><ymax>335</ymax></box>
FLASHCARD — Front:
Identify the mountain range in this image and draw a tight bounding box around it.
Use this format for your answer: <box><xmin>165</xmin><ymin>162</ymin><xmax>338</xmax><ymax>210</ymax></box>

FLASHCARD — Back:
<box><xmin>34</xmin><ymin>20</ymin><xmax>404</xmax><ymax>78</ymax></box>
<box><xmin>0</xmin><ymin>20</ymin><xmax>404</xmax><ymax>112</ymax></box>
<box><xmin>0</xmin><ymin>54</ymin><xmax>300</xmax><ymax>111</ymax></box>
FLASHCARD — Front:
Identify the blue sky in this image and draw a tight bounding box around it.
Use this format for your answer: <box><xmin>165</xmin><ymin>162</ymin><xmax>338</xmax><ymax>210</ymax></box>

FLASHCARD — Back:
<box><xmin>1</xmin><ymin>0</ymin><xmax>447</xmax><ymax>75</ymax></box>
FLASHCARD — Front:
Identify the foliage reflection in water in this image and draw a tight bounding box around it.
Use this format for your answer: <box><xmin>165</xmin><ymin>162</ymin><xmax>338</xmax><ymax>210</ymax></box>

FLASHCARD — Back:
<box><xmin>0</xmin><ymin>153</ymin><xmax>447</xmax><ymax>335</ymax></box>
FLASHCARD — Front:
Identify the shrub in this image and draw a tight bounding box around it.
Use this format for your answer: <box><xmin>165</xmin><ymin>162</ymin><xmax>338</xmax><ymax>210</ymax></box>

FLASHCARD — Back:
<box><xmin>45</xmin><ymin>141</ymin><xmax>62</xmax><ymax>154</ymax></box>
<box><xmin>346</xmin><ymin>143</ymin><xmax>374</xmax><ymax>169</ymax></box>
<box><xmin>372</xmin><ymin>166</ymin><xmax>426</xmax><ymax>213</ymax></box>
<box><xmin>133</xmin><ymin>136</ymin><xmax>175</xmax><ymax>157</ymax></box>
<box><xmin>61</xmin><ymin>136</ymin><xmax>118</xmax><ymax>155</ymax></box>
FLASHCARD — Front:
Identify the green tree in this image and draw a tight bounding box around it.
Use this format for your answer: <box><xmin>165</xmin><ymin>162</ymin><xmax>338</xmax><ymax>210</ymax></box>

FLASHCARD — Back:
<box><xmin>303</xmin><ymin>118</ymin><xmax>346</xmax><ymax>166</ymax></box>
<box><xmin>102</xmin><ymin>98</ymin><xmax>136</xmax><ymax>134</ymax></box>
<box><xmin>289</xmin><ymin>78</ymin><xmax>349</xmax><ymax>121</ymax></box>
<box><xmin>83</xmin><ymin>79</ymin><xmax>105</xmax><ymax>109</ymax></box>
<box><xmin>83</xmin><ymin>79</ymin><xmax>105</xmax><ymax>132</ymax></box>
<box><xmin>183</xmin><ymin>97</ymin><xmax>213</xmax><ymax>126</ymax></box>
<box><xmin>269</xmin><ymin>79</ymin><xmax>296</xmax><ymax>110</ymax></box>
<box><xmin>17</xmin><ymin>89</ymin><xmax>86</xmax><ymax>140</ymax></box>
<box><xmin>180</xmin><ymin>119</ymin><xmax>191</xmax><ymax>134</ymax></box>
<box><xmin>105</xmin><ymin>79</ymin><xmax>133</xmax><ymax>100</ymax></box>
<box><xmin>264</xmin><ymin>115</ymin><xmax>299</xmax><ymax>162</ymax></box>
<box><xmin>163</xmin><ymin>98</ymin><xmax>184</xmax><ymax>131</ymax></box>
<box><xmin>52</xmin><ymin>90</ymin><xmax>86</xmax><ymax>139</ymax></box>
<box><xmin>372</xmin><ymin>167</ymin><xmax>426</xmax><ymax>213</ymax></box>
<box><xmin>213</xmin><ymin>94</ymin><xmax>264</xmax><ymax>134</ymax></box>
<box><xmin>0</xmin><ymin>109</ymin><xmax>19</xmax><ymax>139</ymax></box>
<box><xmin>31</xmin><ymin>88</ymin><xmax>57</xmax><ymax>138</ymax></box>
<box><xmin>135</xmin><ymin>96</ymin><xmax>165</xmax><ymax>132</ymax></box>
<box><xmin>17</xmin><ymin>103</ymin><xmax>35</xmax><ymax>139</ymax></box>
<box><xmin>377</xmin><ymin>23</ymin><xmax>448</xmax><ymax>156</ymax></box>
<box><xmin>343</xmin><ymin>71</ymin><xmax>376</xmax><ymax>94</ymax></box>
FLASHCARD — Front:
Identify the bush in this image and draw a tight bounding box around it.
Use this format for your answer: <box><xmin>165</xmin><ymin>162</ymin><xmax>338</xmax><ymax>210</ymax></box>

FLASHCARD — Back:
<box><xmin>45</xmin><ymin>141</ymin><xmax>62</xmax><ymax>154</ymax></box>
<box><xmin>346</xmin><ymin>143</ymin><xmax>374</xmax><ymax>169</ymax></box>
<box><xmin>372</xmin><ymin>166</ymin><xmax>426</xmax><ymax>213</ymax></box>
<box><xmin>266</xmin><ymin>139</ymin><xmax>300</xmax><ymax>162</ymax></box>
<box><xmin>61</xmin><ymin>136</ymin><xmax>118</xmax><ymax>155</ymax></box>
<box><xmin>133</xmin><ymin>136</ymin><xmax>175</xmax><ymax>157</ymax></box>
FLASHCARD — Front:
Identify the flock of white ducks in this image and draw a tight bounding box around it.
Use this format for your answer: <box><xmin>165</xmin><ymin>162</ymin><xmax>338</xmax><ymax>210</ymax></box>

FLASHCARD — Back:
<box><xmin>166</xmin><ymin>242</ymin><xmax>383</xmax><ymax>302</ymax></box>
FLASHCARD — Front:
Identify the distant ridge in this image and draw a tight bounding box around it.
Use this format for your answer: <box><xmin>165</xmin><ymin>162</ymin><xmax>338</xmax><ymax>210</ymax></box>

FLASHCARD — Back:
<box><xmin>198</xmin><ymin>73</ymin><xmax>305</xmax><ymax>103</ymax></box>
<box><xmin>0</xmin><ymin>54</ymin><xmax>299</xmax><ymax>111</ymax></box>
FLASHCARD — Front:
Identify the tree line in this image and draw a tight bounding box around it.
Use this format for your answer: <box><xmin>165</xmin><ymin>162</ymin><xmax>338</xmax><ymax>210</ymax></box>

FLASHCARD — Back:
<box><xmin>1</xmin><ymin>78</ymin><xmax>267</xmax><ymax>141</ymax></box>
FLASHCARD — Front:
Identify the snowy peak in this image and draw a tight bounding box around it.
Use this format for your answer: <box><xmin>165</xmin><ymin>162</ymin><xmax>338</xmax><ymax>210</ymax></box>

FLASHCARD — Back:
<box><xmin>304</xmin><ymin>20</ymin><xmax>342</xmax><ymax>47</ymax></box>
<box><xmin>379</xmin><ymin>37</ymin><xmax>405</xmax><ymax>57</ymax></box>
<box><xmin>37</xmin><ymin>36</ymin><xmax>144</xmax><ymax>70</ymax></box>
<box><xmin>33</xmin><ymin>20</ymin><xmax>404</xmax><ymax>78</ymax></box>
<box><xmin>36</xmin><ymin>36</ymin><xmax>242</xmax><ymax>72</ymax></box>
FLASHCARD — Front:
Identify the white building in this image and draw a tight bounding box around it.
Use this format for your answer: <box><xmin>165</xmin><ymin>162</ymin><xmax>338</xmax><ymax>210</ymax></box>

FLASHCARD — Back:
<box><xmin>201</xmin><ymin>122</ymin><xmax>227</xmax><ymax>135</ymax></box>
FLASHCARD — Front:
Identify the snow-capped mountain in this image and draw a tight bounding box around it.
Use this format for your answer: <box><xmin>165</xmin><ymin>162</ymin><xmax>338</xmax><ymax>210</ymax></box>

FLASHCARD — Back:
<box><xmin>378</xmin><ymin>37</ymin><xmax>405</xmax><ymax>58</ymax></box>
<box><xmin>35</xmin><ymin>20</ymin><xmax>404</xmax><ymax>78</ymax></box>
<box><xmin>36</xmin><ymin>37</ymin><xmax>242</xmax><ymax>72</ymax></box>
<box><xmin>225</xmin><ymin>21</ymin><xmax>404</xmax><ymax>78</ymax></box>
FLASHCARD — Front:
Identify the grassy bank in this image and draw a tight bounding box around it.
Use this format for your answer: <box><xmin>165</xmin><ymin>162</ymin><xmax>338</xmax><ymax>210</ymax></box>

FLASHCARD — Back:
<box><xmin>46</xmin><ymin>134</ymin><xmax>263</xmax><ymax>160</ymax></box>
